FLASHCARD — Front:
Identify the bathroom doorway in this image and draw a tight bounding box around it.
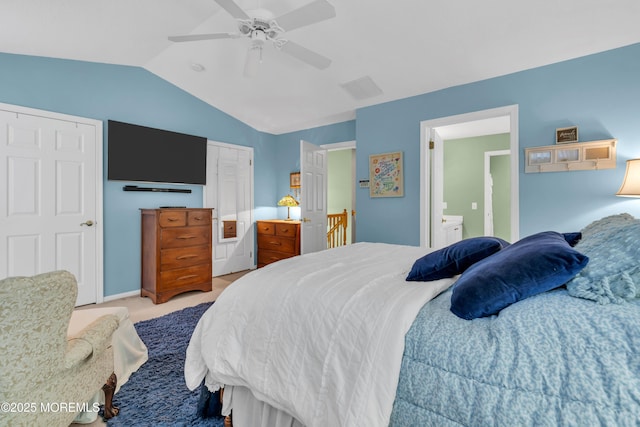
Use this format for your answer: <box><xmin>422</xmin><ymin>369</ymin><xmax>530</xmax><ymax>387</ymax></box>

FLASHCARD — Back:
<box><xmin>420</xmin><ymin>105</ymin><xmax>519</xmax><ymax>248</ymax></box>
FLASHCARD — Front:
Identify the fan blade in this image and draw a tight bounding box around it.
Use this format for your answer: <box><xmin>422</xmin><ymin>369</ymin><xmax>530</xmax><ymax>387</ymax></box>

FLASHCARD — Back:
<box><xmin>214</xmin><ymin>0</ymin><xmax>250</xmax><ymax>20</ymax></box>
<box><xmin>168</xmin><ymin>33</ymin><xmax>237</xmax><ymax>42</ymax></box>
<box><xmin>280</xmin><ymin>41</ymin><xmax>331</xmax><ymax>69</ymax></box>
<box><xmin>274</xmin><ymin>0</ymin><xmax>336</xmax><ymax>32</ymax></box>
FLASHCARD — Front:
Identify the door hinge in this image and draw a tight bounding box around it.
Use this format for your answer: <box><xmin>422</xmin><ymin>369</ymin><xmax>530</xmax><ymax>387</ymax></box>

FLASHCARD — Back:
<box><xmin>429</xmin><ymin>140</ymin><xmax>435</xmax><ymax>150</ymax></box>
<box><xmin>249</xmin><ymin>159</ymin><xmax>252</xmax><ymax>166</ymax></box>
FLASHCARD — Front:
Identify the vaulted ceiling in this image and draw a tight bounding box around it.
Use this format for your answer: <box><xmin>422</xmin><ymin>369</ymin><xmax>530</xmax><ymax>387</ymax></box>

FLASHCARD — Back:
<box><xmin>2</xmin><ymin>0</ymin><xmax>639</xmax><ymax>134</ymax></box>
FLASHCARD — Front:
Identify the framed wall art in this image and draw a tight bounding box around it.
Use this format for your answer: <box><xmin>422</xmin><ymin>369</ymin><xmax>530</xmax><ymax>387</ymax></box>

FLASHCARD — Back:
<box><xmin>290</xmin><ymin>172</ymin><xmax>300</xmax><ymax>189</ymax></box>
<box><xmin>556</xmin><ymin>126</ymin><xmax>579</xmax><ymax>144</ymax></box>
<box><xmin>369</xmin><ymin>151</ymin><xmax>404</xmax><ymax>198</ymax></box>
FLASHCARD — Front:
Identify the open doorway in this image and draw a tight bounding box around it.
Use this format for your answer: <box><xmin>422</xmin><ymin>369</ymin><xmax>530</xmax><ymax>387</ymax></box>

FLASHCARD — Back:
<box><xmin>324</xmin><ymin>141</ymin><xmax>356</xmax><ymax>245</ymax></box>
<box><xmin>441</xmin><ymin>134</ymin><xmax>511</xmax><ymax>241</ymax></box>
<box><xmin>419</xmin><ymin>105</ymin><xmax>519</xmax><ymax>249</ymax></box>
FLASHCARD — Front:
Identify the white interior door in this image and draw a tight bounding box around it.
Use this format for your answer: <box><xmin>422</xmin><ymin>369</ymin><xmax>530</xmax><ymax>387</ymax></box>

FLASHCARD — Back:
<box><xmin>300</xmin><ymin>140</ymin><xmax>327</xmax><ymax>254</ymax></box>
<box><xmin>484</xmin><ymin>150</ymin><xmax>510</xmax><ymax>236</ymax></box>
<box><xmin>205</xmin><ymin>141</ymin><xmax>254</xmax><ymax>275</ymax></box>
<box><xmin>0</xmin><ymin>103</ymin><xmax>103</xmax><ymax>306</ymax></box>
<box><xmin>431</xmin><ymin>130</ymin><xmax>446</xmax><ymax>249</ymax></box>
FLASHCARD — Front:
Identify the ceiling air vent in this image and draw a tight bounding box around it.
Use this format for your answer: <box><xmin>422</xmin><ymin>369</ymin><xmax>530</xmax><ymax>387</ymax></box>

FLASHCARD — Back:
<box><xmin>340</xmin><ymin>76</ymin><xmax>383</xmax><ymax>101</ymax></box>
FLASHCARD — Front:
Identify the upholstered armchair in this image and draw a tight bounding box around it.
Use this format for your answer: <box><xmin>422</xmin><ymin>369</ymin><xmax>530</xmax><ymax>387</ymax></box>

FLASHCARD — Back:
<box><xmin>0</xmin><ymin>270</ymin><xmax>119</xmax><ymax>426</ymax></box>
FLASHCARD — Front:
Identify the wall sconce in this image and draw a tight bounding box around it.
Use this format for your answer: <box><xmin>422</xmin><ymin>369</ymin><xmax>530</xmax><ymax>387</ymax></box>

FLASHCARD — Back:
<box><xmin>616</xmin><ymin>159</ymin><xmax>640</xmax><ymax>197</ymax></box>
<box><xmin>278</xmin><ymin>194</ymin><xmax>299</xmax><ymax>220</ymax></box>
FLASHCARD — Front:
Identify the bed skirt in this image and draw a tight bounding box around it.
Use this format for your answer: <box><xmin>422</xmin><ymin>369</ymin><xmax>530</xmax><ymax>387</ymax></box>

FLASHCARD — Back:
<box><xmin>218</xmin><ymin>386</ymin><xmax>304</xmax><ymax>427</ymax></box>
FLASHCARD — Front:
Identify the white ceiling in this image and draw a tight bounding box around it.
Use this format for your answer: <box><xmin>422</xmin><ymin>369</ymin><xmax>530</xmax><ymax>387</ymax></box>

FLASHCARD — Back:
<box><xmin>2</xmin><ymin>0</ymin><xmax>640</xmax><ymax>135</ymax></box>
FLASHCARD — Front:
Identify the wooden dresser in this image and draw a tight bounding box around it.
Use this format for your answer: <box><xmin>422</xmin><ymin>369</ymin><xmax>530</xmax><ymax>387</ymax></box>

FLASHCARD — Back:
<box><xmin>140</xmin><ymin>208</ymin><xmax>213</xmax><ymax>304</ymax></box>
<box><xmin>257</xmin><ymin>220</ymin><xmax>301</xmax><ymax>268</ymax></box>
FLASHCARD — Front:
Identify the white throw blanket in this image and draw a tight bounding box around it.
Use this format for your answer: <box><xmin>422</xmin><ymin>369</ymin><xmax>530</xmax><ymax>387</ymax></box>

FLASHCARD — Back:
<box><xmin>185</xmin><ymin>243</ymin><xmax>454</xmax><ymax>427</ymax></box>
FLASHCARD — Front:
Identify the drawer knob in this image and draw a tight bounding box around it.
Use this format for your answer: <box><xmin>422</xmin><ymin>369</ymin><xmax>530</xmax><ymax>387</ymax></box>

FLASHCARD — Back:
<box><xmin>176</xmin><ymin>254</ymin><xmax>198</xmax><ymax>260</ymax></box>
<box><xmin>269</xmin><ymin>241</ymin><xmax>282</xmax><ymax>246</ymax></box>
<box><xmin>177</xmin><ymin>235</ymin><xmax>197</xmax><ymax>240</ymax></box>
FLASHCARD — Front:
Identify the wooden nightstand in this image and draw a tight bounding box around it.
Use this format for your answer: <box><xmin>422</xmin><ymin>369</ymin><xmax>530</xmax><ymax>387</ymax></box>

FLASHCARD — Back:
<box><xmin>256</xmin><ymin>220</ymin><xmax>301</xmax><ymax>268</ymax></box>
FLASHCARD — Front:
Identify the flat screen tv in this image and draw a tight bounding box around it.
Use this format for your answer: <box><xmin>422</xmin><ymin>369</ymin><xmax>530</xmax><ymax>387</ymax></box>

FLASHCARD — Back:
<box><xmin>108</xmin><ymin>120</ymin><xmax>207</xmax><ymax>185</ymax></box>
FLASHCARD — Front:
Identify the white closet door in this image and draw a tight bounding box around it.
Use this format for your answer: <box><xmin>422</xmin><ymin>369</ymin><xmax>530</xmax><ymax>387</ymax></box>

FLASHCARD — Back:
<box><xmin>0</xmin><ymin>105</ymin><xmax>102</xmax><ymax>306</ymax></box>
<box><xmin>205</xmin><ymin>142</ymin><xmax>254</xmax><ymax>275</ymax></box>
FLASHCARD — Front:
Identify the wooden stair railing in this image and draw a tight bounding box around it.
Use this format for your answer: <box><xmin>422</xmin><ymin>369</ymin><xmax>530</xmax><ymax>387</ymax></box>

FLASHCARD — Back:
<box><xmin>327</xmin><ymin>209</ymin><xmax>348</xmax><ymax>248</ymax></box>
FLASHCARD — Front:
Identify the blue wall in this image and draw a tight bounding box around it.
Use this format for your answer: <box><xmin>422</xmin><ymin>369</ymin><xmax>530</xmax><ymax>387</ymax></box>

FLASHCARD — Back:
<box><xmin>0</xmin><ymin>53</ymin><xmax>277</xmax><ymax>297</ymax></box>
<box><xmin>2</xmin><ymin>42</ymin><xmax>640</xmax><ymax>298</ymax></box>
<box><xmin>355</xmin><ymin>43</ymin><xmax>640</xmax><ymax>245</ymax></box>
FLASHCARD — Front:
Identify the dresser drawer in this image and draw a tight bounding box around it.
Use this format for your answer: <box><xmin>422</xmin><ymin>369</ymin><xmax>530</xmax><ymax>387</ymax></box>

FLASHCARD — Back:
<box><xmin>159</xmin><ymin>263</ymin><xmax>211</xmax><ymax>291</ymax></box>
<box><xmin>160</xmin><ymin>246</ymin><xmax>210</xmax><ymax>270</ymax></box>
<box><xmin>275</xmin><ymin>222</ymin><xmax>298</xmax><ymax>237</ymax></box>
<box><xmin>161</xmin><ymin>226</ymin><xmax>210</xmax><ymax>248</ymax></box>
<box><xmin>188</xmin><ymin>210</ymin><xmax>211</xmax><ymax>226</ymax></box>
<box><xmin>159</xmin><ymin>211</ymin><xmax>187</xmax><ymax>227</ymax></box>
<box><xmin>258</xmin><ymin>249</ymin><xmax>295</xmax><ymax>266</ymax></box>
<box><xmin>257</xmin><ymin>221</ymin><xmax>276</xmax><ymax>235</ymax></box>
<box><xmin>257</xmin><ymin>234</ymin><xmax>296</xmax><ymax>254</ymax></box>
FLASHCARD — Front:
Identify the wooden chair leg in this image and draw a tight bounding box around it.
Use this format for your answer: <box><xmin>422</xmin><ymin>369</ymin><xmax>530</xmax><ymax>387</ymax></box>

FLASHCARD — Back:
<box><xmin>220</xmin><ymin>387</ymin><xmax>233</xmax><ymax>427</ymax></box>
<box><xmin>102</xmin><ymin>372</ymin><xmax>119</xmax><ymax>419</ymax></box>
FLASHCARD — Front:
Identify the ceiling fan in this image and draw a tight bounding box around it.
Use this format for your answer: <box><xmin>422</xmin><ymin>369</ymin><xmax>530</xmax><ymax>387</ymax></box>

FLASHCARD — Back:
<box><xmin>168</xmin><ymin>0</ymin><xmax>336</xmax><ymax>76</ymax></box>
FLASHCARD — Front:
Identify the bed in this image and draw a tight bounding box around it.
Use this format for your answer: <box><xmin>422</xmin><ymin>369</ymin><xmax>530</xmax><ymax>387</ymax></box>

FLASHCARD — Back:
<box><xmin>184</xmin><ymin>214</ymin><xmax>640</xmax><ymax>426</ymax></box>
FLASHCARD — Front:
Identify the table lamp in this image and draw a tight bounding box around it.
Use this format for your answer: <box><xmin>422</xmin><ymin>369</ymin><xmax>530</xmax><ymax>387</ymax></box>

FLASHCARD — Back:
<box><xmin>278</xmin><ymin>194</ymin><xmax>299</xmax><ymax>220</ymax></box>
<box><xmin>616</xmin><ymin>159</ymin><xmax>640</xmax><ymax>197</ymax></box>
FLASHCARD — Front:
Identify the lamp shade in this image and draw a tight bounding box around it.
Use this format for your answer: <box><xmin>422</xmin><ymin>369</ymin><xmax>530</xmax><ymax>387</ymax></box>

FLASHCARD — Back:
<box><xmin>278</xmin><ymin>194</ymin><xmax>299</xmax><ymax>221</ymax></box>
<box><xmin>616</xmin><ymin>159</ymin><xmax>640</xmax><ymax>197</ymax></box>
<box><xmin>277</xmin><ymin>194</ymin><xmax>299</xmax><ymax>207</ymax></box>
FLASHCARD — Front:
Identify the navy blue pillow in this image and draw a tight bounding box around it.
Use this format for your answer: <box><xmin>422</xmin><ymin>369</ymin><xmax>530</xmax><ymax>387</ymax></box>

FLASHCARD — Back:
<box><xmin>562</xmin><ymin>232</ymin><xmax>582</xmax><ymax>247</ymax></box>
<box><xmin>450</xmin><ymin>231</ymin><xmax>589</xmax><ymax>320</ymax></box>
<box><xmin>406</xmin><ymin>237</ymin><xmax>509</xmax><ymax>282</ymax></box>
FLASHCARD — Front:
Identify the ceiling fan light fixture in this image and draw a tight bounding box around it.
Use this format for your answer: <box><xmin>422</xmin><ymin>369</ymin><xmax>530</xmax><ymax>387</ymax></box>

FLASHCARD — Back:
<box><xmin>251</xmin><ymin>29</ymin><xmax>267</xmax><ymax>43</ymax></box>
<box><xmin>170</xmin><ymin>0</ymin><xmax>336</xmax><ymax>72</ymax></box>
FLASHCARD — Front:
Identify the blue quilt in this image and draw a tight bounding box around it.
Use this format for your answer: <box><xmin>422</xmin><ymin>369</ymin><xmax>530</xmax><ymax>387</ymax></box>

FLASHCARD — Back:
<box><xmin>390</xmin><ymin>288</ymin><xmax>640</xmax><ymax>426</ymax></box>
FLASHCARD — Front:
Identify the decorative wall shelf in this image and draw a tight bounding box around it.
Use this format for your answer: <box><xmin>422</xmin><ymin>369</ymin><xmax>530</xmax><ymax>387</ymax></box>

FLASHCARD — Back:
<box><xmin>524</xmin><ymin>139</ymin><xmax>617</xmax><ymax>173</ymax></box>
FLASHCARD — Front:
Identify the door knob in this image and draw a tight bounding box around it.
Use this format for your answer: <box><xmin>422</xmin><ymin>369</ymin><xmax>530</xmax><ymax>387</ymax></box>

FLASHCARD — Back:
<box><xmin>302</xmin><ymin>218</ymin><xmax>311</xmax><ymax>223</ymax></box>
<box><xmin>80</xmin><ymin>220</ymin><xmax>94</xmax><ymax>227</ymax></box>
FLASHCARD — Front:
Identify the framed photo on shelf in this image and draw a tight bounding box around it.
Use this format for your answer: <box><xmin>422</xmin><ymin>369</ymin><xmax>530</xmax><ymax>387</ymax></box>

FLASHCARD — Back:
<box><xmin>556</xmin><ymin>126</ymin><xmax>579</xmax><ymax>144</ymax></box>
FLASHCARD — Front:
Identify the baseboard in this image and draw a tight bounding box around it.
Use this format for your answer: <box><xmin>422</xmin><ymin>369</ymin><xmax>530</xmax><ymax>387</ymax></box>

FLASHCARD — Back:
<box><xmin>103</xmin><ymin>289</ymin><xmax>140</xmax><ymax>302</ymax></box>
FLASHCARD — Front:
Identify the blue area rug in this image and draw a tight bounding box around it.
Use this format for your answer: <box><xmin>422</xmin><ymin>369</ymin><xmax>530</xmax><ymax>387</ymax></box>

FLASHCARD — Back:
<box><xmin>107</xmin><ymin>302</ymin><xmax>223</xmax><ymax>427</ymax></box>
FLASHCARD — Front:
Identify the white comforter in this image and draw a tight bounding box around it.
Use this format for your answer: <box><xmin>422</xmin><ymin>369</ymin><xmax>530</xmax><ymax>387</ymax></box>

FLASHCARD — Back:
<box><xmin>184</xmin><ymin>242</ymin><xmax>454</xmax><ymax>427</ymax></box>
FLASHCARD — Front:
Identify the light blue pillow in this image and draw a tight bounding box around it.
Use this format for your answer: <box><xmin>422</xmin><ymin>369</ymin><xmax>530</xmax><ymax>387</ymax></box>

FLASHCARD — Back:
<box><xmin>450</xmin><ymin>231</ymin><xmax>589</xmax><ymax>320</ymax></box>
<box><xmin>406</xmin><ymin>237</ymin><xmax>509</xmax><ymax>282</ymax></box>
<box><xmin>566</xmin><ymin>214</ymin><xmax>640</xmax><ymax>304</ymax></box>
